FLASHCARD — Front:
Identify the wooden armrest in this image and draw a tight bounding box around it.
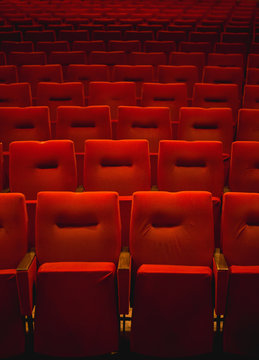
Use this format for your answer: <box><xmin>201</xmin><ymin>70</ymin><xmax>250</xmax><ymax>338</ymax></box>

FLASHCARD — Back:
<box><xmin>118</xmin><ymin>247</ymin><xmax>131</xmax><ymax>271</ymax></box>
<box><xmin>214</xmin><ymin>248</ymin><xmax>228</xmax><ymax>272</ymax></box>
<box><xmin>17</xmin><ymin>250</ymin><xmax>36</xmax><ymax>272</ymax></box>
<box><xmin>16</xmin><ymin>250</ymin><xmax>37</xmax><ymax>316</ymax></box>
<box><xmin>213</xmin><ymin>248</ymin><xmax>229</xmax><ymax>316</ymax></box>
<box><xmin>117</xmin><ymin>247</ymin><xmax>131</xmax><ymax>315</ymax></box>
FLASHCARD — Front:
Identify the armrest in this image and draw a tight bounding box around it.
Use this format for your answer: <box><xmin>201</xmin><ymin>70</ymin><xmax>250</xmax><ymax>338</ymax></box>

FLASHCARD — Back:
<box><xmin>213</xmin><ymin>248</ymin><xmax>229</xmax><ymax>316</ymax></box>
<box><xmin>16</xmin><ymin>250</ymin><xmax>37</xmax><ymax>316</ymax></box>
<box><xmin>117</xmin><ymin>247</ymin><xmax>131</xmax><ymax>315</ymax></box>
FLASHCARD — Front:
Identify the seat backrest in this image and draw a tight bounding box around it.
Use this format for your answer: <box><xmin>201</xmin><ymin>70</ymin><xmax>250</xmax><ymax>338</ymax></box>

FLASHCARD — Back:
<box><xmin>202</xmin><ymin>66</ymin><xmax>243</xmax><ymax>97</ymax></box>
<box><xmin>36</xmin><ymin>82</ymin><xmax>85</xmax><ymax>121</ymax></box>
<box><xmin>0</xmin><ymin>143</ymin><xmax>2</xmax><ymax>191</ymax></box>
<box><xmin>7</xmin><ymin>51</ymin><xmax>47</xmax><ymax>66</ymax></box>
<box><xmin>117</xmin><ymin>106</ymin><xmax>171</xmax><ymax>152</ymax></box>
<box><xmin>0</xmin><ymin>83</ymin><xmax>32</xmax><ymax>107</ymax></box>
<box><xmin>158</xmin><ymin>64</ymin><xmax>199</xmax><ymax>98</ymax></box>
<box><xmin>242</xmin><ymin>85</ymin><xmax>259</xmax><ymax>109</ymax></box>
<box><xmin>9</xmin><ymin>140</ymin><xmax>77</xmax><ymax>200</ymax></box>
<box><xmin>141</xmin><ymin>82</ymin><xmax>188</xmax><ymax>122</ymax></box>
<box><xmin>236</xmin><ymin>109</ymin><xmax>259</xmax><ymax>141</ymax></box>
<box><xmin>207</xmin><ymin>53</ymin><xmax>243</xmax><ymax>68</ymax></box>
<box><xmin>88</xmin><ymin>81</ymin><xmax>136</xmax><ymax>120</ymax></box>
<box><xmin>229</xmin><ymin>141</ymin><xmax>259</xmax><ymax>193</ymax></box>
<box><xmin>0</xmin><ymin>106</ymin><xmax>51</xmax><ymax>151</ymax></box>
<box><xmin>0</xmin><ymin>193</ymin><xmax>27</xmax><ymax>268</ymax></box>
<box><xmin>84</xmin><ymin>139</ymin><xmax>151</xmax><ymax>195</ymax></box>
<box><xmin>1</xmin><ymin>41</ymin><xmax>34</xmax><ymax>53</ymax></box>
<box><xmin>192</xmin><ymin>83</ymin><xmax>240</xmax><ymax>119</ymax></box>
<box><xmin>66</xmin><ymin>64</ymin><xmax>109</xmax><ymax>94</ymax></box>
<box><xmin>112</xmin><ymin>65</ymin><xmax>154</xmax><ymax>98</ymax></box>
<box><xmin>19</xmin><ymin>64</ymin><xmax>63</xmax><ymax>98</ymax></box>
<box><xmin>178</xmin><ymin>107</ymin><xmax>233</xmax><ymax>154</ymax></box>
<box><xmin>158</xmin><ymin>140</ymin><xmax>224</xmax><ymax>198</ymax></box>
<box><xmin>36</xmin><ymin>191</ymin><xmax>121</xmax><ymax>265</ymax></box>
<box><xmin>56</xmin><ymin>105</ymin><xmax>112</xmax><ymax>152</ymax></box>
<box><xmin>130</xmin><ymin>191</ymin><xmax>214</xmax><ymax>270</ymax></box>
<box><xmin>221</xmin><ymin>192</ymin><xmax>259</xmax><ymax>266</ymax></box>
<box><xmin>0</xmin><ymin>65</ymin><xmax>18</xmax><ymax>83</ymax></box>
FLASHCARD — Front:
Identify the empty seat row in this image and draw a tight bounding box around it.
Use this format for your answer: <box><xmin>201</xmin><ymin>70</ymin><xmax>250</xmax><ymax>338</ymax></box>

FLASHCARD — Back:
<box><xmin>1</xmin><ymin>189</ymin><xmax>259</xmax><ymax>357</ymax></box>
<box><xmin>2</xmin><ymin>138</ymin><xmax>259</xmax><ymax>248</ymax></box>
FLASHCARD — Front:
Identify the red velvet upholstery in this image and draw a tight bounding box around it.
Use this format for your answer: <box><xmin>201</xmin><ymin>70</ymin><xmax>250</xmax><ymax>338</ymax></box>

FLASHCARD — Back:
<box><xmin>0</xmin><ymin>106</ymin><xmax>51</xmax><ymax>151</ymax></box>
<box><xmin>0</xmin><ymin>65</ymin><xmax>18</xmax><ymax>83</ymax></box>
<box><xmin>242</xmin><ymin>84</ymin><xmax>259</xmax><ymax>109</ymax></box>
<box><xmin>157</xmin><ymin>140</ymin><xmax>224</xmax><ymax>245</ymax></box>
<box><xmin>112</xmin><ymin>65</ymin><xmax>154</xmax><ymax>100</ymax></box>
<box><xmin>192</xmin><ymin>83</ymin><xmax>240</xmax><ymax>122</ymax></box>
<box><xmin>141</xmin><ymin>82</ymin><xmax>188</xmax><ymax>125</ymax></box>
<box><xmin>202</xmin><ymin>66</ymin><xmax>243</xmax><ymax>98</ymax></box>
<box><xmin>0</xmin><ymin>193</ymin><xmax>31</xmax><ymax>357</ymax></box>
<box><xmin>229</xmin><ymin>141</ymin><xmax>259</xmax><ymax>192</ymax></box>
<box><xmin>84</xmin><ymin>139</ymin><xmax>150</xmax><ymax>247</ymax></box>
<box><xmin>56</xmin><ymin>105</ymin><xmax>112</xmax><ymax>152</ymax></box>
<box><xmin>117</xmin><ymin>106</ymin><xmax>171</xmax><ymax>152</ymax></box>
<box><xmin>169</xmin><ymin>51</ymin><xmax>206</xmax><ymax>78</ymax></box>
<box><xmin>36</xmin><ymin>41</ymin><xmax>69</xmax><ymax>54</ymax></box>
<box><xmin>36</xmin><ymin>82</ymin><xmax>85</xmax><ymax>123</ymax></box>
<box><xmin>7</xmin><ymin>51</ymin><xmax>47</xmax><ymax>66</ymax></box>
<box><xmin>72</xmin><ymin>40</ymin><xmax>106</xmax><ymax>53</ymax></box>
<box><xmin>34</xmin><ymin>191</ymin><xmax>121</xmax><ymax>357</ymax></box>
<box><xmin>178</xmin><ymin>107</ymin><xmax>233</xmax><ymax>155</ymax></box>
<box><xmin>2</xmin><ymin>41</ymin><xmax>34</xmax><ymax>53</ymax></box>
<box><xmin>19</xmin><ymin>64</ymin><xmax>63</xmax><ymax>99</ymax></box>
<box><xmin>130</xmin><ymin>191</ymin><xmax>214</xmax><ymax>357</ymax></box>
<box><xmin>9</xmin><ymin>140</ymin><xmax>77</xmax><ymax>200</ymax></box>
<box><xmin>221</xmin><ymin>192</ymin><xmax>259</xmax><ymax>355</ymax></box>
<box><xmin>0</xmin><ymin>83</ymin><xmax>32</xmax><ymax>107</ymax></box>
<box><xmin>84</xmin><ymin>139</ymin><xmax>150</xmax><ymax>195</ymax></box>
<box><xmin>158</xmin><ymin>140</ymin><xmax>224</xmax><ymax>198</ymax></box>
<box><xmin>158</xmin><ymin>64</ymin><xmax>199</xmax><ymax>99</ymax></box>
<box><xmin>66</xmin><ymin>64</ymin><xmax>109</xmax><ymax>97</ymax></box>
<box><xmin>207</xmin><ymin>53</ymin><xmax>244</xmax><ymax>68</ymax></box>
<box><xmin>236</xmin><ymin>109</ymin><xmax>259</xmax><ymax>141</ymax></box>
<box><xmin>108</xmin><ymin>40</ymin><xmax>141</xmax><ymax>52</ymax></box>
<box><xmin>88</xmin><ymin>81</ymin><xmax>136</xmax><ymax>120</ymax></box>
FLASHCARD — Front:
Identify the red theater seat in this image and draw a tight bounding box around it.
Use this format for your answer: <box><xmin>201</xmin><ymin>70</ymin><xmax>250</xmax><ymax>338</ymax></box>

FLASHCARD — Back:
<box><xmin>192</xmin><ymin>83</ymin><xmax>240</xmax><ymax>122</ymax></box>
<box><xmin>130</xmin><ymin>191</ymin><xmax>214</xmax><ymax>357</ymax></box>
<box><xmin>71</xmin><ymin>40</ymin><xmax>105</xmax><ymax>53</ymax></box>
<box><xmin>7</xmin><ymin>51</ymin><xmax>47</xmax><ymax>66</ymax></box>
<box><xmin>34</xmin><ymin>191</ymin><xmax>121</xmax><ymax>357</ymax></box>
<box><xmin>23</xmin><ymin>30</ymin><xmax>55</xmax><ymax>44</ymax></box>
<box><xmin>19</xmin><ymin>64</ymin><xmax>63</xmax><ymax>100</ymax></box>
<box><xmin>112</xmin><ymin>65</ymin><xmax>154</xmax><ymax>101</ymax></box>
<box><xmin>84</xmin><ymin>139</ymin><xmax>150</xmax><ymax>247</ymax></box>
<box><xmin>88</xmin><ymin>81</ymin><xmax>136</xmax><ymax>121</ymax></box>
<box><xmin>56</xmin><ymin>105</ymin><xmax>112</xmax><ymax>185</ymax></box>
<box><xmin>58</xmin><ymin>30</ymin><xmax>89</xmax><ymax>43</ymax></box>
<box><xmin>236</xmin><ymin>109</ymin><xmax>259</xmax><ymax>141</ymax></box>
<box><xmin>0</xmin><ymin>65</ymin><xmax>18</xmax><ymax>83</ymax></box>
<box><xmin>108</xmin><ymin>40</ymin><xmax>141</xmax><ymax>53</ymax></box>
<box><xmin>35</xmin><ymin>41</ymin><xmax>69</xmax><ymax>54</ymax></box>
<box><xmin>47</xmin><ymin>51</ymin><xmax>86</xmax><ymax>80</ymax></box>
<box><xmin>157</xmin><ymin>140</ymin><xmax>224</xmax><ymax>245</ymax></box>
<box><xmin>9</xmin><ymin>140</ymin><xmax>77</xmax><ymax>200</ymax></box>
<box><xmin>1</xmin><ymin>41</ymin><xmax>34</xmax><ymax>53</ymax></box>
<box><xmin>0</xmin><ymin>193</ymin><xmax>36</xmax><ymax>358</ymax></box>
<box><xmin>0</xmin><ymin>83</ymin><xmax>32</xmax><ymax>107</ymax></box>
<box><xmin>158</xmin><ymin>64</ymin><xmax>199</xmax><ymax>101</ymax></box>
<box><xmin>242</xmin><ymin>85</ymin><xmax>259</xmax><ymax>109</ymax></box>
<box><xmin>202</xmin><ymin>66</ymin><xmax>243</xmax><ymax>98</ymax></box>
<box><xmin>141</xmin><ymin>82</ymin><xmax>188</xmax><ymax>134</ymax></box>
<box><xmin>229</xmin><ymin>141</ymin><xmax>259</xmax><ymax>192</ymax></box>
<box><xmin>220</xmin><ymin>192</ymin><xmax>259</xmax><ymax>356</ymax></box>
<box><xmin>207</xmin><ymin>53</ymin><xmax>244</xmax><ymax>68</ymax></box>
<box><xmin>169</xmin><ymin>51</ymin><xmax>206</xmax><ymax>79</ymax></box>
<box><xmin>0</xmin><ymin>106</ymin><xmax>51</xmax><ymax>151</ymax></box>
<box><xmin>36</xmin><ymin>82</ymin><xmax>85</xmax><ymax>126</ymax></box>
